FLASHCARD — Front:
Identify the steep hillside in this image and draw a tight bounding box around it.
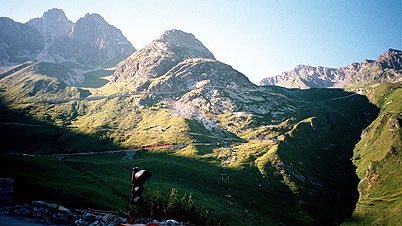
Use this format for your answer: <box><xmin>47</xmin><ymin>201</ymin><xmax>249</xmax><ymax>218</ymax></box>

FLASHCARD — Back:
<box><xmin>344</xmin><ymin>82</ymin><xmax>402</xmax><ymax>225</ymax></box>
<box><xmin>0</xmin><ymin>85</ymin><xmax>378</xmax><ymax>225</ymax></box>
<box><xmin>1</xmin><ymin>88</ymin><xmax>377</xmax><ymax>225</ymax></box>
<box><xmin>260</xmin><ymin>49</ymin><xmax>402</xmax><ymax>89</ymax></box>
<box><xmin>0</xmin><ymin>62</ymin><xmax>88</xmax><ymax>104</ymax></box>
<box><xmin>269</xmin><ymin>89</ymin><xmax>378</xmax><ymax>225</ymax></box>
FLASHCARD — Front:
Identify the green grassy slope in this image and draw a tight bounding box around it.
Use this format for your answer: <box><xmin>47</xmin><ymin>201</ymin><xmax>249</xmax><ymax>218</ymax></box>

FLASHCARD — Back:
<box><xmin>0</xmin><ymin>75</ymin><xmax>381</xmax><ymax>225</ymax></box>
<box><xmin>252</xmin><ymin>88</ymin><xmax>379</xmax><ymax>225</ymax></box>
<box><xmin>0</xmin><ymin>97</ymin><xmax>120</xmax><ymax>155</ymax></box>
<box><xmin>0</xmin><ymin>99</ymin><xmax>305</xmax><ymax>224</ymax></box>
<box><xmin>344</xmin><ymin>83</ymin><xmax>402</xmax><ymax>225</ymax></box>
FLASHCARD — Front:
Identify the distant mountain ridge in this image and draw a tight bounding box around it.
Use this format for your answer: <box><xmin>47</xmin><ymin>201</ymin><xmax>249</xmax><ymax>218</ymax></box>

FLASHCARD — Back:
<box><xmin>0</xmin><ymin>17</ymin><xmax>44</xmax><ymax>64</ymax></box>
<box><xmin>0</xmin><ymin>8</ymin><xmax>135</xmax><ymax>68</ymax></box>
<box><xmin>259</xmin><ymin>49</ymin><xmax>402</xmax><ymax>88</ymax></box>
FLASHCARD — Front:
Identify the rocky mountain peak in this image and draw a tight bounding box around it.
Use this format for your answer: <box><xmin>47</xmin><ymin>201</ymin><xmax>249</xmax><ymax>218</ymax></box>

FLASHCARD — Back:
<box><xmin>23</xmin><ymin>9</ymin><xmax>136</xmax><ymax>68</ymax></box>
<box><xmin>81</xmin><ymin>13</ymin><xmax>107</xmax><ymax>24</ymax></box>
<box><xmin>27</xmin><ymin>8</ymin><xmax>73</xmax><ymax>37</ymax></box>
<box><xmin>157</xmin><ymin>29</ymin><xmax>215</xmax><ymax>59</ymax></box>
<box><xmin>375</xmin><ymin>48</ymin><xmax>402</xmax><ymax>70</ymax></box>
<box><xmin>1</xmin><ymin>8</ymin><xmax>135</xmax><ymax>77</ymax></box>
<box><xmin>293</xmin><ymin>64</ymin><xmax>315</xmax><ymax>73</ymax></box>
<box><xmin>74</xmin><ymin>13</ymin><xmax>110</xmax><ymax>33</ymax></box>
<box><xmin>42</xmin><ymin>8</ymin><xmax>68</xmax><ymax>20</ymax></box>
<box><xmin>68</xmin><ymin>13</ymin><xmax>135</xmax><ymax>67</ymax></box>
<box><xmin>111</xmin><ymin>29</ymin><xmax>215</xmax><ymax>90</ymax></box>
<box><xmin>159</xmin><ymin>29</ymin><xmax>196</xmax><ymax>44</ymax></box>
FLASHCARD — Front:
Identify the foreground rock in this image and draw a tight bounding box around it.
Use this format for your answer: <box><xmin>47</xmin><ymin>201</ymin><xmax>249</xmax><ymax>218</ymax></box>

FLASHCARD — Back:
<box><xmin>1</xmin><ymin>201</ymin><xmax>185</xmax><ymax>226</ymax></box>
<box><xmin>1</xmin><ymin>201</ymin><xmax>126</xmax><ymax>225</ymax></box>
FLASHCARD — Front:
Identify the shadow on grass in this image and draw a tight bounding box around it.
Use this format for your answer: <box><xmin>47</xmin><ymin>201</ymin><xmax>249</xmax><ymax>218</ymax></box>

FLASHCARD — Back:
<box><xmin>0</xmin><ymin>96</ymin><xmax>121</xmax><ymax>155</ymax></box>
<box><xmin>0</xmin><ymin>96</ymin><xmax>306</xmax><ymax>225</ymax></box>
<box><xmin>0</xmin><ymin>88</ymin><xmax>381</xmax><ymax>225</ymax></box>
<box><xmin>80</xmin><ymin>69</ymin><xmax>114</xmax><ymax>88</ymax></box>
<box><xmin>0</xmin><ymin>149</ymin><xmax>310</xmax><ymax>225</ymax></box>
<box><xmin>272</xmin><ymin>88</ymin><xmax>379</xmax><ymax>225</ymax></box>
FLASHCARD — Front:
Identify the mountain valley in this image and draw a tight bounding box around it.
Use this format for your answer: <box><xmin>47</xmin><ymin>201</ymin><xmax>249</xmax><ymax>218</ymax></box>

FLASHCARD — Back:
<box><xmin>0</xmin><ymin>9</ymin><xmax>401</xmax><ymax>225</ymax></box>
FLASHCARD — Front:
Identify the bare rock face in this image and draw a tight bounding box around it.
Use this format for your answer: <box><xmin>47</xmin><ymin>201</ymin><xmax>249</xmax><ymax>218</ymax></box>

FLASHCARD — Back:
<box><xmin>260</xmin><ymin>65</ymin><xmax>347</xmax><ymax>89</ymax></box>
<box><xmin>27</xmin><ymin>8</ymin><xmax>73</xmax><ymax>39</ymax></box>
<box><xmin>111</xmin><ymin>29</ymin><xmax>215</xmax><ymax>91</ymax></box>
<box><xmin>0</xmin><ymin>17</ymin><xmax>44</xmax><ymax>64</ymax></box>
<box><xmin>158</xmin><ymin>29</ymin><xmax>215</xmax><ymax>59</ymax></box>
<box><xmin>147</xmin><ymin>58</ymin><xmax>256</xmax><ymax>93</ymax></box>
<box><xmin>376</xmin><ymin>48</ymin><xmax>402</xmax><ymax>70</ymax></box>
<box><xmin>59</xmin><ymin>13</ymin><xmax>135</xmax><ymax>67</ymax></box>
<box><xmin>259</xmin><ymin>49</ymin><xmax>402</xmax><ymax>88</ymax></box>
<box><xmin>1</xmin><ymin>8</ymin><xmax>135</xmax><ymax>68</ymax></box>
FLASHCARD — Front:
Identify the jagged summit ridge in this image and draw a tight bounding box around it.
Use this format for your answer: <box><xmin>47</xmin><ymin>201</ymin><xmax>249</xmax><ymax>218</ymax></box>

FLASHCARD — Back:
<box><xmin>0</xmin><ymin>17</ymin><xmax>44</xmax><ymax>64</ymax></box>
<box><xmin>376</xmin><ymin>48</ymin><xmax>402</xmax><ymax>70</ymax></box>
<box><xmin>1</xmin><ymin>8</ymin><xmax>135</xmax><ymax>68</ymax></box>
<box><xmin>259</xmin><ymin>49</ymin><xmax>402</xmax><ymax>88</ymax></box>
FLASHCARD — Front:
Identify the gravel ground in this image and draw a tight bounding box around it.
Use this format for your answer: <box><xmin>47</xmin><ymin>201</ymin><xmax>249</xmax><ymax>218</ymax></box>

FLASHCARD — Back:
<box><xmin>0</xmin><ymin>214</ymin><xmax>47</xmax><ymax>226</ymax></box>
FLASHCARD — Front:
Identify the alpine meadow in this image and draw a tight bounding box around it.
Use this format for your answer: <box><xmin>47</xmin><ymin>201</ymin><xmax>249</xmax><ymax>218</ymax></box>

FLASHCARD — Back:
<box><xmin>0</xmin><ymin>8</ymin><xmax>401</xmax><ymax>226</ymax></box>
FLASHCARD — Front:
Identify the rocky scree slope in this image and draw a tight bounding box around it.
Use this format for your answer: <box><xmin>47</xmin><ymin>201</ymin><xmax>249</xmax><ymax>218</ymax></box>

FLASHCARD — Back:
<box><xmin>260</xmin><ymin>49</ymin><xmax>402</xmax><ymax>89</ymax></box>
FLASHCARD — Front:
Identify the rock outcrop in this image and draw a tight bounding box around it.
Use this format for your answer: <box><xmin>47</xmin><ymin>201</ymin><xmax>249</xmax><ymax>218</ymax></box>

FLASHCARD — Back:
<box><xmin>1</xmin><ymin>200</ymin><xmax>183</xmax><ymax>226</ymax></box>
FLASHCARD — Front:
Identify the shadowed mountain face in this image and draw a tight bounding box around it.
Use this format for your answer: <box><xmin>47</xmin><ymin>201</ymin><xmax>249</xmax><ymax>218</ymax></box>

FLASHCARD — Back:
<box><xmin>1</xmin><ymin>8</ymin><xmax>135</xmax><ymax>68</ymax></box>
<box><xmin>259</xmin><ymin>49</ymin><xmax>402</xmax><ymax>89</ymax></box>
<box><xmin>0</xmin><ymin>17</ymin><xmax>44</xmax><ymax>64</ymax></box>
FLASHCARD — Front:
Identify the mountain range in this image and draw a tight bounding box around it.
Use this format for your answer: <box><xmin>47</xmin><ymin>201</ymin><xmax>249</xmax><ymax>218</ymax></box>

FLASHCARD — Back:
<box><xmin>259</xmin><ymin>48</ymin><xmax>402</xmax><ymax>89</ymax></box>
<box><xmin>0</xmin><ymin>8</ymin><xmax>135</xmax><ymax>85</ymax></box>
<box><xmin>0</xmin><ymin>8</ymin><xmax>401</xmax><ymax>225</ymax></box>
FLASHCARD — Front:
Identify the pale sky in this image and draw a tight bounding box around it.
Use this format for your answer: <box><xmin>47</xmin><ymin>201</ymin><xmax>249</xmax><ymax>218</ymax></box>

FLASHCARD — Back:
<box><xmin>1</xmin><ymin>0</ymin><xmax>401</xmax><ymax>83</ymax></box>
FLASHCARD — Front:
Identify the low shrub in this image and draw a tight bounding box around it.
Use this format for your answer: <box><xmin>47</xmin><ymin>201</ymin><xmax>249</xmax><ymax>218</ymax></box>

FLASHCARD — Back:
<box><xmin>137</xmin><ymin>188</ymin><xmax>208</xmax><ymax>224</ymax></box>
